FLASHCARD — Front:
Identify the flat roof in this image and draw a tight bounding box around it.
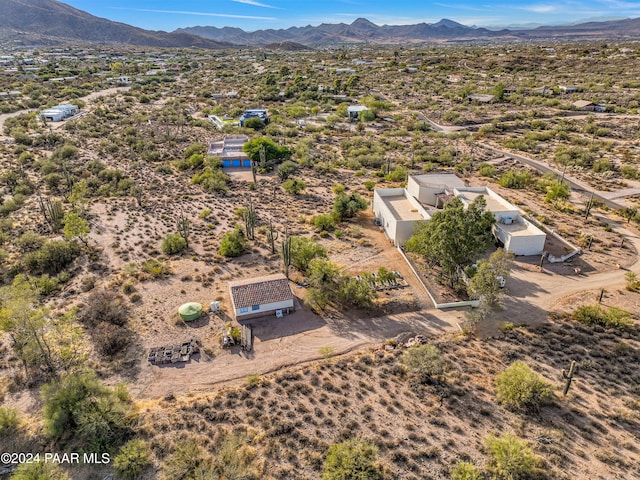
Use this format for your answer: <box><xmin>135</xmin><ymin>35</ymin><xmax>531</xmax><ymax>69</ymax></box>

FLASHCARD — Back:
<box><xmin>382</xmin><ymin>195</ymin><xmax>425</xmax><ymax>221</ymax></box>
<box><xmin>456</xmin><ymin>189</ymin><xmax>515</xmax><ymax>213</ymax></box>
<box><xmin>496</xmin><ymin>221</ymin><xmax>545</xmax><ymax>237</ymax></box>
<box><xmin>411</xmin><ymin>174</ymin><xmax>466</xmax><ymax>189</ymax></box>
<box><xmin>208</xmin><ymin>135</ymin><xmax>249</xmax><ymax>158</ymax></box>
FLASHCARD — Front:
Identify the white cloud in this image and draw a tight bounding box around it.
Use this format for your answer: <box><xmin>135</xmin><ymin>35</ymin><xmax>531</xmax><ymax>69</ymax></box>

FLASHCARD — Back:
<box><xmin>231</xmin><ymin>0</ymin><xmax>277</xmax><ymax>8</ymax></box>
<box><xmin>121</xmin><ymin>8</ymin><xmax>277</xmax><ymax>20</ymax></box>
<box><xmin>521</xmin><ymin>4</ymin><xmax>557</xmax><ymax>13</ymax></box>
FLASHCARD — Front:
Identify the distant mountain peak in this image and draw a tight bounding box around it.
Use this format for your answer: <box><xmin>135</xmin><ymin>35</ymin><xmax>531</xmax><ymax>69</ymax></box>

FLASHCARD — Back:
<box><xmin>351</xmin><ymin>18</ymin><xmax>378</xmax><ymax>28</ymax></box>
<box><xmin>432</xmin><ymin>18</ymin><xmax>465</xmax><ymax>28</ymax></box>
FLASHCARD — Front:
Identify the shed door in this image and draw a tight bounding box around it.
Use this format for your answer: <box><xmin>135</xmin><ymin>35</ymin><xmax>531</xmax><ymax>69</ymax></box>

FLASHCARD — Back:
<box><xmin>232</xmin><ymin>159</ymin><xmax>241</xmax><ymax>167</ymax></box>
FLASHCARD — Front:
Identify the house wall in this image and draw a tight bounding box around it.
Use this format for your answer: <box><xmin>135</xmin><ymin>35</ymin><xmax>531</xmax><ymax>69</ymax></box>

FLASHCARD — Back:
<box><xmin>407</xmin><ymin>176</ymin><xmax>445</xmax><ymax>205</ymax></box>
<box><xmin>234</xmin><ymin>299</ymin><xmax>294</xmax><ymax>320</ymax></box>
<box><xmin>373</xmin><ymin>189</ymin><xmax>403</xmax><ymax>244</ymax></box>
<box><xmin>503</xmin><ymin>233</ymin><xmax>546</xmax><ymax>256</ymax></box>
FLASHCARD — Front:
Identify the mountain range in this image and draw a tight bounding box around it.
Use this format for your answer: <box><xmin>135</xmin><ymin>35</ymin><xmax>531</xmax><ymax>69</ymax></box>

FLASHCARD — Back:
<box><xmin>0</xmin><ymin>0</ymin><xmax>230</xmax><ymax>48</ymax></box>
<box><xmin>3</xmin><ymin>0</ymin><xmax>640</xmax><ymax>48</ymax></box>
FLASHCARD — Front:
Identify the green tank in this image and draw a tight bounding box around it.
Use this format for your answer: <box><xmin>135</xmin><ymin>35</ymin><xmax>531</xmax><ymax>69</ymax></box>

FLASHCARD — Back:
<box><xmin>178</xmin><ymin>302</ymin><xmax>202</xmax><ymax>322</ymax></box>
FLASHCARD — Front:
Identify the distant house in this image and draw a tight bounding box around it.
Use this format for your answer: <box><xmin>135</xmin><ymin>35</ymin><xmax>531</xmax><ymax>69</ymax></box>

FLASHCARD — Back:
<box><xmin>347</xmin><ymin>105</ymin><xmax>369</xmax><ymax>120</ymax></box>
<box><xmin>532</xmin><ymin>86</ymin><xmax>554</xmax><ymax>96</ymax></box>
<box><xmin>229</xmin><ymin>274</ymin><xmax>295</xmax><ymax>320</ymax></box>
<box><xmin>336</xmin><ymin>68</ymin><xmax>356</xmax><ymax>74</ymax></box>
<box><xmin>559</xmin><ymin>85</ymin><xmax>579</xmax><ymax>94</ymax></box>
<box><xmin>39</xmin><ymin>104</ymin><xmax>78</xmax><ymax>122</ymax></box>
<box><xmin>573</xmin><ymin>100</ymin><xmax>595</xmax><ymax>111</ymax></box>
<box><xmin>208</xmin><ymin>134</ymin><xmax>251</xmax><ymax>168</ymax></box>
<box><xmin>239</xmin><ymin>108</ymin><xmax>269</xmax><ymax>127</ymax></box>
<box><xmin>467</xmin><ymin>94</ymin><xmax>495</xmax><ymax>103</ymax></box>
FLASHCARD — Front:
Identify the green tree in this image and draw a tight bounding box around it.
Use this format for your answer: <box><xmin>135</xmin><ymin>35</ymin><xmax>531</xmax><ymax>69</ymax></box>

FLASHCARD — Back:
<box><xmin>243</xmin><ymin>138</ymin><xmax>291</xmax><ymax>166</ymax></box>
<box><xmin>243</xmin><ymin>117</ymin><xmax>266</xmax><ymax>130</ymax></box>
<box><xmin>290</xmin><ymin>236</ymin><xmax>327</xmax><ymax>272</ymax></box>
<box><xmin>485</xmin><ymin>433</ymin><xmax>541</xmax><ymax>480</ymax></box>
<box><xmin>467</xmin><ymin>249</ymin><xmax>513</xmax><ymax>309</ymax></box>
<box><xmin>337</xmin><ymin>277</ymin><xmax>376</xmax><ymax>308</ymax></box>
<box><xmin>307</xmin><ymin>258</ymin><xmax>342</xmax><ymax>309</ymax></box>
<box><xmin>218</xmin><ymin>227</ymin><xmax>248</xmax><ymax>257</ymax></box>
<box><xmin>282</xmin><ymin>178</ymin><xmax>306</xmax><ymax>195</ymax></box>
<box><xmin>402</xmin><ymin>345</ymin><xmax>446</xmax><ymax>383</ymax></box>
<box><xmin>333</xmin><ymin>192</ymin><xmax>368</xmax><ymax>221</ymax></box>
<box><xmin>0</xmin><ymin>277</ymin><xmax>58</xmax><ymax>379</ymax></box>
<box><xmin>113</xmin><ymin>439</ymin><xmax>153</xmax><ymax>480</ymax></box>
<box><xmin>323</xmin><ymin>438</ymin><xmax>384</xmax><ymax>480</ymax></box>
<box><xmin>62</xmin><ymin>212</ymin><xmax>90</xmax><ymax>247</ymax></box>
<box><xmin>405</xmin><ymin>196</ymin><xmax>496</xmax><ymax>288</ymax></box>
<box><xmin>42</xmin><ymin>371</ymin><xmax>134</xmax><ymax>450</ymax></box>
<box><xmin>495</xmin><ymin>361</ymin><xmax>553</xmax><ymax>413</ymax></box>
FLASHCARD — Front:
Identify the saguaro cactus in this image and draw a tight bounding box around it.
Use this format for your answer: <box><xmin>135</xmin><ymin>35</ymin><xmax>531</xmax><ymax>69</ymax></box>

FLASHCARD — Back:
<box><xmin>243</xmin><ymin>197</ymin><xmax>257</xmax><ymax>240</ymax></box>
<box><xmin>177</xmin><ymin>211</ymin><xmax>191</xmax><ymax>248</ymax></box>
<box><xmin>38</xmin><ymin>195</ymin><xmax>64</xmax><ymax>234</ymax></box>
<box><xmin>266</xmin><ymin>219</ymin><xmax>279</xmax><ymax>254</ymax></box>
<box><xmin>562</xmin><ymin>360</ymin><xmax>577</xmax><ymax>397</ymax></box>
<box><xmin>281</xmin><ymin>226</ymin><xmax>292</xmax><ymax>278</ymax></box>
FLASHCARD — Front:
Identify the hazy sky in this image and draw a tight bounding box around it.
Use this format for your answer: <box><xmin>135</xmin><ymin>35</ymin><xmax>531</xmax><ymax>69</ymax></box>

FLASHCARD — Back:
<box><xmin>60</xmin><ymin>0</ymin><xmax>640</xmax><ymax>32</ymax></box>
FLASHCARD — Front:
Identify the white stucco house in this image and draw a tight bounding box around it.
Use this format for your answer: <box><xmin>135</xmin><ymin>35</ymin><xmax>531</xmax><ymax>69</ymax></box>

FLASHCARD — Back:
<box><xmin>229</xmin><ymin>274</ymin><xmax>294</xmax><ymax>320</ymax></box>
<box><xmin>372</xmin><ymin>173</ymin><xmax>547</xmax><ymax>256</ymax></box>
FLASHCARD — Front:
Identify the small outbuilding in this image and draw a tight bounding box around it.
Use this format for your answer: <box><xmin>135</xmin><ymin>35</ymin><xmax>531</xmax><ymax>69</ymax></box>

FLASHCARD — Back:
<box><xmin>347</xmin><ymin>105</ymin><xmax>369</xmax><ymax>120</ymax></box>
<box><xmin>229</xmin><ymin>274</ymin><xmax>294</xmax><ymax>320</ymax></box>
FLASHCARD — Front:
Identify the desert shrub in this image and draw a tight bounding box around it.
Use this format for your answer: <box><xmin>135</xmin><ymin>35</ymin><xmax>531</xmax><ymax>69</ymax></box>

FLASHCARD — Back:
<box><xmin>277</xmin><ymin>160</ymin><xmax>298</xmax><ymax>180</ymax></box>
<box><xmin>402</xmin><ymin>345</ymin><xmax>446</xmax><ymax>383</ymax></box>
<box><xmin>218</xmin><ymin>227</ymin><xmax>248</xmax><ymax>257</ymax></box>
<box><xmin>450</xmin><ymin>461</ymin><xmax>482</xmax><ymax>480</ymax></box>
<box><xmin>141</xmin><ymin>259</ymin><xmax>171</xmax><ymax>278</ymax></box>
<box><xmin>333</xmin><ymin>192</ymin><xmax>368</xmax><ymax>221</ymax></box>
<box><xmin>211</xmin><ymin>432</ymin><xmax>265</xmax><ymax>479</ymax></box>
<box><xmin>485</xmin><ymin>433</ymin><xmax>541</xmax><ymax>480</ymax></box>
<box><xmin>322</xmin><ymin>438</ymin><xmax>384</xmax><ymax>480</ymax></box>
<box><xmin>15</xmin><ymin>231</ymin><xmax>45</xmax><ymax>253</ymax></box>
<box><xmin>290</xmin><ymin>236</ymin><xmax>327</xmax><ymax>272</ymax></box>
<box><xmin>313</xmin><ymin>214</ymin><xmax>336</xmax><ymax>232</ymax></box>
<box><xmin>183</xmin><ymin>142</ymin><xmax>207</xmax><ymax>159</ymax></box>
<box><xmin>495</xmin><ymin>361</ymin><xmax>553</xmax><ymax>413</ymax></box>
<box><xmin>544</xmin><ymin>182</ymin><xmax>570</xmax><ymax>204</ymax></box>
<box><xmin>10</xmin><ymin>462</ymin><xmax>69</xmax><ymax>480</ymax></box>
<box><xmin>364</xmin><ymin>180</ymin><xmax>376</xmax><ymax>191</ymax></box>
<box><xmin>79</xmin><ymin>289</ymin><xmax>129</xmax><ymax>328</ymax></box>
<box><xmin>42</xmin><ymin>371</ymin><xmax>134</xmax><ymax>451</ymax></box>
<box><xmin>385</xmin><ymin>166</ymin><xmax>408</xmax><ymax>182</ymax></box>
<box><xmin>498</xmin><ymin>170</ymin><xmax>532</xmax><ymax>189</ymax></box>
<box><xmin>113</xmin><ymin>439</ymin><xmax>153</xmax><ymax>480</ymax></box>
<box><xmin>282</xmin><ymin>178</ymin><xmax>306</xmax><ymax>195</ymax></box>
<box><xmin>192</xmin><ymin>167</ymin><xmax>230</xmax><ymax>192</ymax></box>
<box><xmin>161</xmin><ymin>443</ymin><xmax>214</xmax><ymax>480</ymax></box>
<box><xmin>161</xmin><ymin>233</ymin><xmax>187</xmax><ymax>255</ymax></box>
<box><xmin>572</xmin><ymin>304</ymin><xmax>633</xmax><ymax>329</ymax></box>
<box><xmin>477</xmin><ymin>163</ymin><xmax>497</xmax><ymax>177</ymax></box>
<box><xmin>0</xmin><ymin>406</ymin><xmax>19</xmax><ymax>435</ymax></box>
<box><xmin>93</xmin><ymin>322</ymin><xmax>131</xmax><ymax>356</ymax></box>
<box><xmin>592</xmin><ymin>159</ymin><xmax>614</xmax><ymax>173</ymax></box>
<box><xmin>23</xmin><ymin>240</ymin><xmax>80</xmax><ymax>275</ymax></box>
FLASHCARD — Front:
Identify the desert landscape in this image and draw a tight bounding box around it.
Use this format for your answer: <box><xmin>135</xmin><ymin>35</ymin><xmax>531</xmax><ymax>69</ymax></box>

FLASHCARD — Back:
<box><xmin>0</xmin><ymin>2</ymin><xmax>639</xmax><ymax>478</ymax></box>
